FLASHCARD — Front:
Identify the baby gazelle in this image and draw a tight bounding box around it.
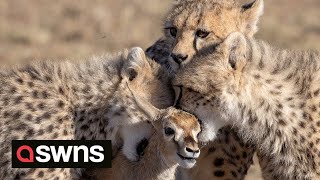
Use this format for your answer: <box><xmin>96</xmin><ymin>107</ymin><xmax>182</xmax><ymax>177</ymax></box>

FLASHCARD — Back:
<box><xmin>95</xmin><ymin>107</ymin><xmax>201</xmax><ymax>180</ymax></box>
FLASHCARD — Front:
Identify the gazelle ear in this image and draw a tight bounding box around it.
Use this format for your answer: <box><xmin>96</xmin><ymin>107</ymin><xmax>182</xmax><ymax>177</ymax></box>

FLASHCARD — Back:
<box><xmin>126</xmin><ymin>79</ymin><xmax>162</xmax><ymax>121</ymax></box>
<box><xmin>222</xmin><ymin>32</ymin><xmax>247</xmax><ymax>70</ymax></box>
<box><xmin>122</xmin><ymin>47</ymin><xmax>148</xmax><ymax>81</ymax></box>
<box><xmin>241</xmin><ymin>0</ymin><xmax>264</xmax><ymax>37</ymax></box>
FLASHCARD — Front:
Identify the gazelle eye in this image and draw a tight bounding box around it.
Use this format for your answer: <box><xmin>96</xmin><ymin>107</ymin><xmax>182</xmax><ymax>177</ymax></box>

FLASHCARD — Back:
<box><xmin>196</xmin><ymin>29</ymin><xmax>210</xmax><ymax>38</ymax></box>
<box><xmin>164</xmin><ymin>127</ymin><xmax>175</xmax><ymax>136</ymax></box>
<box><xmin>165</xmin><ymin>27</ymin><xmax>177</xmax><ymax>37</ymax></box>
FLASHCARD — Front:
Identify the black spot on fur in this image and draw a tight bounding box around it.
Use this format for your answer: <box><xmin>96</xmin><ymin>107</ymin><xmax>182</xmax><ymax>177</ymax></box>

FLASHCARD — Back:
<box><xmin>25</xmin><ymin>114</ymin><xmax>33</xmax><ymax>121</ymax></box>
<box><xmin>38</xmin><ymin>171</ymin><xmax>44</xmax><ymax>178</ymax></box>
<box><xmin>14</xmin><ymin>96</ymin><xmax>24</xmax><ymax>104</ymax></box>
<box><xmin>48</xmin><ymin>168</ymin><xmax>56</xmax><ymax>172</ymax></box>
<box><xmin>28</xmin><ymin>81</ymin><xmax>34</xmax><ymax>88</ymax></box>
<box><xmin>38</xmin><ymin>129</ymin><xmax>44</xmax><ymax>136</ymax></box>
<box><xmin>63</xmin><ymin>130</ymin><xmax>68</xmax><ymax>136</ymax></box>
<box><xmin>292</xmin><ymin>128</ymin><xmax>298</xmax><ymax>135</ymax></box>
<box><xmin>51</xmin><ymin>132</ymin><xmax>59</xmax><ymax>139</ymax></box>
<box><xmin>42</xmin><ymin>91</ymin><xmax>49</xmax><ymax>99</ymax></box>
<box><xmin>42</xmin><ymin>112</ymin><xmax>51</xmax><ymax>119</ymax></box>
<box><xmin>277</xmin><ymin>103</ymin><xmax>283</xmax><ymax>109</ymax></box>
<box><xmin>45</xmin><ymin>75</ymin><xmax>52</xmax><ymax>82</ymax></box>
<box><xmin>275</xmin><ymin>85</ymin><xmax>283</xmax><ymax>89</ymax></box>
<box><xmin>32</xmin><ymin>91</ymin><xmax>39</xmax><ymax>98</ymax></box>
<box><xmin>275</xmin><ymin>110</ymin><xmax>282</xmax><ymax>118</ymax></box>
<box><xmin>276</xmin><ymin>130</ymin><xmax>282</xmax><ymax>138</ymax></box>
<box><xmin>27</xmin><ymin>129</ymin><xmax>34</xmax><ymax>136</ymax></box>
<box><xmin>286</xmin><ymin>97</ymin><xmax>293</xmax><ymax>101</ymax></box>
<box><xmin>58</xmin><ymin>87</ymin><xmax>64</xmax><ymax>95</ymax></box>
<box><xmin>16</xmin><ymin>78</ymin><xmax>24</xmax><ymax>84</ymax></box>
<box><xmin>10</xmin><ymin>87</ymin><xmax>17</xmax><ymax>94</ymax></box>
<box><xmin>242</xmin><ymin>152</ymin><xmax>248</xmax><ymax>158</ymax></box>
<box><xmin>80</xmin><ymin>125</ymin><xmax>89</xmax><ymax>131</ymax></box>
<box><xmin>214</xmin><ymin>170</ymin><xmax>225</xmax><ymax>177</ymax></box>
<box><xmin>254</xmin><ymin>74</ymin><xmax>260</xmax><ymax>79</ymax></box>
<box><xmin>57</xmin><ymin>100</ymin><xmax>65</xmax><ymax>108</ymax></box>
<box><xmin>310</xmin><ymin>105</ymin><xmax>317</xmax><ymax>112</ymax></box>
<box><xmin>299</xmin><ymin>121</ymin><xmax>306</xmax><ymax>128</ymax></box>
<box><xmin>231</xmin><ymin>171</ymin><xmax>237</xmax><ymax>178</ymax></box>
<box><xmin>278</xmin><ymin>119</ymin><xmax>287</xmax><ymax>126</ymax></box>
<box><xmin>286</xmin><ymin>73</ymin><xmax>294</xmax><ymax>80</ymax></box>
<box><xmin>208</xmin><ymin>147</ymin><xmax>216</xmax><ymax>153</ymax></box>
<box><xmin>13</xmin><ymin>111</ymin><xmax>23</xmax><ymax>119</ymax></box>
<box><xmin>2</xmin><ymin>97</ymin><xmax>9</xmax><ymax>106</ymax></box>
<box><xmin>46</xmin><ymin>125</ymin><xmax>54</xmax><ymax>133</ymax></box>
<box><xmin>214</xmin><ymin>158</ymin><xmax>224</xmax><ymax>167</ymax></box>
<box><xmin>38</xmin><ymin>103</ymin><xmax>45</xmax><ymax>110</ymax></box>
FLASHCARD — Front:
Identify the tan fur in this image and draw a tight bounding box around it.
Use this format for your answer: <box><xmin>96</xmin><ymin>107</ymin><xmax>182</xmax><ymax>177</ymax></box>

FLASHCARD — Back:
<box><xmin>146</xmin><ymin>0</ymin><xmax>264</xmax><ymax>179</ymax></box>
<box><xmin>147</xmin><ymin>0</ymin><xmax>264</xmax><ymax>72</ymax></box>
<box><xmin>0</xmin><ymin>48</ymin><xmax>174</xmax><ymax>179</ymax></box>
<box><xmin>173</xmin><ymin>32</ymin><xmax>320</xmax><ymax>179</ymax></box>
<box><xmin>94</xmin><ymin>107</ymin><xmax>201</xmax><ymax>180</ymax></box>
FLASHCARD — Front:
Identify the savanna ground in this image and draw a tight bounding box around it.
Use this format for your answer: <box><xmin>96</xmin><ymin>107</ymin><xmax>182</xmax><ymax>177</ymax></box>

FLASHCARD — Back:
<box><xmin>0</xmin><ymin>0</ymin><xmax>319</xmax><ymax>179</ymax></box>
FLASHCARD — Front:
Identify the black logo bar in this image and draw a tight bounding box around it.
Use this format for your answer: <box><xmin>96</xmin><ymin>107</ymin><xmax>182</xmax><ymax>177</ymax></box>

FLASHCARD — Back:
<box><xmin>12</xmin><ymin>140</ymin><xmax>112</xmax><ymax>168</ymax></box>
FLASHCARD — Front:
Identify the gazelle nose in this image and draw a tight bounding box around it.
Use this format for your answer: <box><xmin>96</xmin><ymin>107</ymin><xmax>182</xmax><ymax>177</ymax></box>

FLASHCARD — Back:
<box><xmin>171</xmin><ymin>53</ymin><xmax>188</xmax><ymax>64</ymax></box>
<box><xmin>186</xmin><ymin>147</ymin><xmax>200</xmax><ymax>154</ymax></box>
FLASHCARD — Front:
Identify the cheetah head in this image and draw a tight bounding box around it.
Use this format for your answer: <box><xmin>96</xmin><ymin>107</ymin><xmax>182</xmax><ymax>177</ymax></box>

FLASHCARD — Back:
<box><xmin>163</xmin><ymin>0</ymin><xmax>263</xmax><ymax>70</ymax></box>
<box><xmin>172</xmin><ymin>32</ymin><xmax>249</xmax><ymax>143</ymax></box>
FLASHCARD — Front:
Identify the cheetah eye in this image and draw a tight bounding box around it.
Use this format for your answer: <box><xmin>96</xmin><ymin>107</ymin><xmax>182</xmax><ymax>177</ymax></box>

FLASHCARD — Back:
<box><xmin>165</xmin><ymin>27</ymin><xmax>177</xmax><ymax>38</ymax></box>
<box><xmin>164</xmin><ymin>127</ymin><xmax>175</xmax><ymax>136</ymax></box>
<box><xmin>196</xmin><ymin>29</ymin><xmax>210</xmax><ymax>38</ymax></box>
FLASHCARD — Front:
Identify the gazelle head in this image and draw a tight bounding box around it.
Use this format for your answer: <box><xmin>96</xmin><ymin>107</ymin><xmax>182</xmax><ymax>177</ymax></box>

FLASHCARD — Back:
<box><xmin>129</xmin><ymin>78</ymin><xmax>201</xmax><ymax>168</ymax></box>
<box><xmin>158</xmin><ymin>107</ymin><xmax>201</xmax><ymax>168</ymax></box>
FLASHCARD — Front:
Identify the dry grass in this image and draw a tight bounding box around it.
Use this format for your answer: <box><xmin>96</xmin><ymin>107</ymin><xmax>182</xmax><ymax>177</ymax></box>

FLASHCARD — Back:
<box><xmin>0</xmin><ymin>0</ymin><xmax>319</xmax><ymax>179</ymax></box>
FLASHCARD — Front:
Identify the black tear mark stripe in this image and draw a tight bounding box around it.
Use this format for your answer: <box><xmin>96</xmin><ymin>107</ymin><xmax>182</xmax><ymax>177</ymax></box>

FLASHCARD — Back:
<box><xmin>175</xmin><ymin>86</ymin><xmax>183</xmax><ymax>109</ymax></box>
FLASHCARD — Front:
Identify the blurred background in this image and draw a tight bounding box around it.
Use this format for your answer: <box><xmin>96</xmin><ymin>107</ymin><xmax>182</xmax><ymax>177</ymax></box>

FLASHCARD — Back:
<box><xmin>0</xmin><ymin>0</ymin><xmax>319</xmax><ymax>179</ymax></box>
<box><xmin>1</xmin><ymin>0</ymin><xmax>319</xmax><ymax>63</ymax></box>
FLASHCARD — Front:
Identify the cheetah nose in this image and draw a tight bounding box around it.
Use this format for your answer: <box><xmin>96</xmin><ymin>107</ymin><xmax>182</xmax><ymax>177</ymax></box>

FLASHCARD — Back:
<box><xmin>171</xmin><ymin>53</ymin><xmax>188</xmax><ymax>64</ymax></box>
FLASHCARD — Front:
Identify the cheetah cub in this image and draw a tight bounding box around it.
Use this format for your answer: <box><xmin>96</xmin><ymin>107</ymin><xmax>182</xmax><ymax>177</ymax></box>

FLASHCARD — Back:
<box><xmin>174</xmin><ymin>32</ymin><xmax>320</xmax><ymax>179</ymax></box>
<box><xmin>0</xmin><ymin>47</ymin><xmax>174</xmax><ymax>179</ymax></box>
<box><xmin>147</xmin><ymin>0</ymin><xmax>264</xmax><ymax>73</ymax></box>
<box><xmin>94</xmin><ymin>106</ymin><xmax>201</xmax><ymax>180</ymax></box>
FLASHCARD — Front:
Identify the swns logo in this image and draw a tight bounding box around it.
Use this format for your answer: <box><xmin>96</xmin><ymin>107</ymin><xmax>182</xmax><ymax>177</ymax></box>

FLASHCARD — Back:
<box><xmin>12</xmin><ymin>140</ymin><xmax>112</xmax><ymax>168</ymax></box>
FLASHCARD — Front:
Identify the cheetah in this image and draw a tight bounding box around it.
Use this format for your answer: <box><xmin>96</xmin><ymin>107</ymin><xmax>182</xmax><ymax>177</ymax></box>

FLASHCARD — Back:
<box><xmin>173</xmin><ymin>31</ymin><xmax>320</xmax><ymax>179</ymax></box>
<box><xmin>0</xmin><ymin>47</ymin><xmax>174</xmax><ymax>179</ymax></box>
<box><xmin>147</xmin><ymin>0</ymin><xmax>264</xmax><ymax>73</ymax></box>
<box><xmin>146</xmin><ymin>0</ymin><xmax>263</xmax><ymax>179</ymax></box>
<box><xmin>94</xmin><ymin>107</ymin><xmax>201</xmax><ymax>180</ymax></box>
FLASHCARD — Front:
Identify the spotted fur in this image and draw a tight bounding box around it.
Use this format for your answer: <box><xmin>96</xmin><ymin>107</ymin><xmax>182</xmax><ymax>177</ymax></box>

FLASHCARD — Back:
<box><xmin>146</xmin><ymin>0</ymin><xmax>263</xmax><ymax>179</ymax></box>
<box><xmin>173</xmin><ymin>32</ymin><xmax>320</xmax><ymax>179</ymax></box>
<box><xmin>0</xmin><ymin>47</ymin><xmax>174</xmax><ymax>179</ymax></box>
<box><xmin>147</xmin><ymin>0</ymin><xmax>264</xmax><ymax>73</ymax></box>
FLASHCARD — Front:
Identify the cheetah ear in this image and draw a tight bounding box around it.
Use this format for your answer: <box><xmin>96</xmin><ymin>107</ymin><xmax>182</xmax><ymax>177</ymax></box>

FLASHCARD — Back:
<box><xmin>241</xmin><ymin>0</ymin><xmax>264</xmax><ymax>37</ymax></box>
<box><xmin>222</xmin><ymin>32</ymin><xmax>247</xmax><ymax>71</ymax></box>
<box><xmin>123</xmin><ymin>47</ymin><xmax>148</xmax><ymax>81</ymax></box>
